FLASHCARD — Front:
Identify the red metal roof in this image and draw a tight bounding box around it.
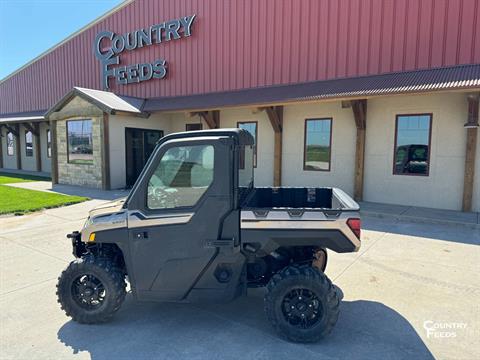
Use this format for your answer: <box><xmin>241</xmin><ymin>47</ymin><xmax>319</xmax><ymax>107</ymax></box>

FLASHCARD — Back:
<box><xmin>142</xmin><ymin>64</ymin><xmax>480</xmax><ymax>111</ymax></box>
<box><xmin>1</xmin><ymin>0</ymin><xmax>480</xmax><ymax>115</ymax></box>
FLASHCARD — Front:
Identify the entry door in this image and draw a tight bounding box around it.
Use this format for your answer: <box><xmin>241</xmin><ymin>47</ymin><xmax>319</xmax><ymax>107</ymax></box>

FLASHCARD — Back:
<box><xmin>127</xmin><ymin>137</ymin><xmax>235</xmax><ymax>301</ymax></box>
<box><xmin>125</xmin><ymin>128</ymin><xmax>163</xmax><ymax>187</ymax></box>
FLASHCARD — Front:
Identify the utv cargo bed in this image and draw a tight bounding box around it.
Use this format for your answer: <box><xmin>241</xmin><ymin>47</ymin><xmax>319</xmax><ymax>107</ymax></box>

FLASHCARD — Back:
<box><xmin>240</xmin><ymin>187</ymin><xmax>361</xmax><ymax>253</ymax></box>
<box><xmin>242</xmin><ymin>187</ymin><xmax>359</xmax><ymax>210</ymax></box>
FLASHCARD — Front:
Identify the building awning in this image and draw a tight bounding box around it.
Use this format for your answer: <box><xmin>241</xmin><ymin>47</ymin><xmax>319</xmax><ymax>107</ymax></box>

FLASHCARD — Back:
<box><xmin>45</xmin><ymin>87</ymin><xmax>146</xmax><ymax>118</ymax></box>
<box><xmin>144</xmin><ymin>64</ymin><xmax>480</xmax><ymax>112</ymax></box>
<box><xmin>3</xmin><ymin>64</ymin><xmax>480</xmax><ymax>121</ymax></box>
<box><xmin>0</xmin><ymin>110</ymin><xmax>47</xmax><ymax>124</ymax></box>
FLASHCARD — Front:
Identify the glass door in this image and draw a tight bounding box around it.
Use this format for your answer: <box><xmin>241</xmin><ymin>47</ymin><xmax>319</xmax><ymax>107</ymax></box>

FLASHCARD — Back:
<box><xmin>125</xmin><ymin>128</ymin><xmax>164</xmax><ymax>187</ymax></box>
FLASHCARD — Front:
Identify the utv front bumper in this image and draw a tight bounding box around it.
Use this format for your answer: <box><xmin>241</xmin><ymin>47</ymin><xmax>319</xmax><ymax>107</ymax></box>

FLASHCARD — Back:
<box><xmin>67</xmin><ymin>231</ymin><xmax>86</xmax><ymax>258</ymax></box>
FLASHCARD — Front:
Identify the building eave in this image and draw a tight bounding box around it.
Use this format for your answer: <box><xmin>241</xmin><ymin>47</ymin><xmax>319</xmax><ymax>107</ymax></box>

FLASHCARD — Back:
<box><xmin>144</xmin><ymin>64</ymin><xmax>480</xmax><ymax>113</ymax></box>
<box><xmin>45</xmin><ymin>87</ymin><xmax>147</xmax><ymax>119</ymax></box>
<box><xmin>0</xmin><ymin>110</ymin><xmax>47</xmax><ymax>124</ymax></box>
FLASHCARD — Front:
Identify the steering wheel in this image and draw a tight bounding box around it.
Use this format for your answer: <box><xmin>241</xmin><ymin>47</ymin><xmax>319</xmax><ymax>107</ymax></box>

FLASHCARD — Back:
<box><xmin>148</xmin><ymin>186</ymin><xmax>178</xmax><ymax>207</ymax></box>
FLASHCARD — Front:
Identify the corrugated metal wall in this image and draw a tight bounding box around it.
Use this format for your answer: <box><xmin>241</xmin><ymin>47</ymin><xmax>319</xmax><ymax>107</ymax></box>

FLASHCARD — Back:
<box><xmin>1</xmin><ymin>0</ymin><xmax>479</xmax><ymax>114</ymax></box>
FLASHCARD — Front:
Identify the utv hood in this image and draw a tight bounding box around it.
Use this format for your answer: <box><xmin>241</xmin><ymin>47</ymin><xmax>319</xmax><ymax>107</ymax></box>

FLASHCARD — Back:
<box><xmin>81</xmin><ymin>198</ymin><xmax>128</xmax><ymax>243</ymax></box>
<box><xmin>88</xmin><ymin>198</ymin><xmax>127</xmax><ymax>218</ymax></box>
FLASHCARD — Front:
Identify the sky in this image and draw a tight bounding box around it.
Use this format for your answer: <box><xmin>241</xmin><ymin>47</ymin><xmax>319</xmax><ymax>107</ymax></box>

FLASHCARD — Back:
<box><xmin>0</xmin><ymin>0</ymin><xmax>124</xmax><ymax>80</ymax></box>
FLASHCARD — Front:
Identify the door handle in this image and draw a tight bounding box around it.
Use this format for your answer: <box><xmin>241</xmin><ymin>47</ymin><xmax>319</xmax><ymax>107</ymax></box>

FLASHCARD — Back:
<box><xmin>134</xmin><ymin>231</ymin><xmax>149</xmax><ymax>239</ymax></box>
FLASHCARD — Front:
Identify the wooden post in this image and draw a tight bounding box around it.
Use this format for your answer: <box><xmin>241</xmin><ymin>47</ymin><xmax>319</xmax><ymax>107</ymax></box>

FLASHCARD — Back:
<box><xmin>0</xmin><ymin>126</ymin><xmax>3</xmax><ymax>169</ymax></box>
<box><xmin>101</xmin><ymin>113</ymin><xmax>111</xmax><ymax>190</ymax></box>
<box><xmin>15</xmin><ymin>124</ymin><xmax>22</xmax><ymax>170</ymax></box>
<box><xmin>273</xmin><ymin>131</ymin><xmax>282</xmax><ymax>187</ymax></box>
<box><xmin>213</xmin><ymin>110</ymin><xmax>220</xmax><ymax>129</ymax></box>
<box><xmin>462</xmin><ymin>94</ymin><xmax>479</xmax><ymax>212</ymax></box>
<box><xmin>34</xmin><ymin>123</ymin><xmax>42</xmax><ymax>172</ymax></box>
<box><xmin>194</xmin><ymin>110</ymin><xmax>220</xmax><ymax>129</ymax></box>
<box><xmin>50</xmin><ymin>120</ymin><xmax>59</xmax><ymax>184</ymax></box>
<box><xmin>351</xmin><ymin>100</ymin><xmax>368</xmax><ymax>202</ymax></box>
<box><xmin>263</xmin><ymin>106</ymin><xmax>283</xmax><ymax>187</ymax></box>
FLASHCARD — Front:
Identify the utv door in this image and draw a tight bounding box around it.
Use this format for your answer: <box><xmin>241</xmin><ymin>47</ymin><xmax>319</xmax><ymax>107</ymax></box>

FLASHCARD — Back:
<box><xmin>126</xmin><ymin>136</ymin><xmax>237</xmax><ymax>301</ymax></box>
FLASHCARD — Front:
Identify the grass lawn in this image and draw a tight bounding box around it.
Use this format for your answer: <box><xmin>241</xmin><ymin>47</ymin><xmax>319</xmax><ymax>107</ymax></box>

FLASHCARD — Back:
<box><xmin>306</xmin><ymin>145</ymin><xmax>330</xmax><ymax>162</ymax></box>
<box><xmin>0</xmin><ymin>185</ymin><xmax>87</xmax><ymax>215</ymax></box>
<box><xmin>0</xmin><ymin>172</ymin><xmax>51</xmax><ymax>185</ymax></box>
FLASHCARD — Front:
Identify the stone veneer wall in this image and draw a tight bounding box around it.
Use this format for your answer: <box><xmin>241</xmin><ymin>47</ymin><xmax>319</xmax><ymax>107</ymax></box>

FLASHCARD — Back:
<box><xmin>57</xmin><ymin>116</ymin><xmax>104</xmax><ymax>188</ymax></box>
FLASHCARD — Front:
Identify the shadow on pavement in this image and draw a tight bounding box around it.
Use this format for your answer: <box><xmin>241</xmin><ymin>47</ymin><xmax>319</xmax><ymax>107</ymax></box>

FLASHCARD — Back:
<box><xmin>362</xmin><ymin>216</ymin><xmax>480</xmax><ymax>246</ymax></box>
<box><xmin>57</xmin><ymin>291</ymin><xmax>433</xmax><ymax>360</ymax></box>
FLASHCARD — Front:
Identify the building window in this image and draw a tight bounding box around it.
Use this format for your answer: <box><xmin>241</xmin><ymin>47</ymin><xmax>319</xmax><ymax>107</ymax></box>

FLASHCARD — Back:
<box><xmin>186</xmin><ymin>123</ymin><xmax>203</xmax><ymax>131</ymax></box>
<box><xmin>7</xmin><ymin>132</ymin><xmax>14</xmax><ymax>156</ymax></box>
<box><xmin>67</xmin><ymin>119</ymin><xmax>93</xmax><ymax>165</ymax></box>
<box><xmin>46</xmin><ymin>129</ymin><xmax>52</xmax><ymax>158</ymax></box>
<box><xmin>304</xmin><ymin>118</ymin><xmax>332</xmax><ymax>171</ymax></box>
<box><xmin>25</xmin><ymin>130</ymin><xmax>33</xmax><ymax>157</ymax></box>
<box><xmin>393</xmin><ymin>114</ymin><xmax>432</xmax><ymax>176</ymax></box>
<box><xmin>237</xmin><ymin>121</ymin><xmax>257</xmax><ymax>167</ymax></box>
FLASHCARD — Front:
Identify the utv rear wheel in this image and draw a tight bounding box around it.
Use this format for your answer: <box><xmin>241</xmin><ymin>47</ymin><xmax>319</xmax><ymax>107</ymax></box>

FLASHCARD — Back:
<box><xmin>56</xmin><ymin>256</ymin><xmax>126</xmax><ymax>324</ymax></box>
<box><xmin>264</xmin><ymin>265</ymin><xmax>340</xmax><ymax>343</ymax></box>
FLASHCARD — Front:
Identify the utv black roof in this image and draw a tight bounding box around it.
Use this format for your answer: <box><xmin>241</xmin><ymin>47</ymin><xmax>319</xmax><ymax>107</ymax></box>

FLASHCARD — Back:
<box><xmin>159</xmin><ymin>128</ymin><xmax>255</xmax><ymax>146</ymax></box>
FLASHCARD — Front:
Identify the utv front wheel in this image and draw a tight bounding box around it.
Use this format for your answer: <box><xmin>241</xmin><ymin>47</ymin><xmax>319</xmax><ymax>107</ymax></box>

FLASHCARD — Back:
<box><xmin>264</xmin><ymin>265</ymin><xmax>340</xmax><ymax>343</ymax></box>
<box><xmin>56</xmin><ymin>256</ymin><xmax>126</xmax><ymax>324</ymax></box>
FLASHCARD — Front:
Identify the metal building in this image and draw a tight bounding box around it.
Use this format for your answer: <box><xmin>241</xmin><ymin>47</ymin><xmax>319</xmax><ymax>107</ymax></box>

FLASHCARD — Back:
<box><xmin>0</xmin><ymin>0</ymin><xmax>479</xmax><ymax>211</ymax></box>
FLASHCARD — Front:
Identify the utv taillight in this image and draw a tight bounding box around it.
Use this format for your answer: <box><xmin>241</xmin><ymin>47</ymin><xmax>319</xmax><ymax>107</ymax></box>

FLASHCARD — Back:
<box><xmin>347</xmin><ymin>218</ymin><xmax>361</xmax><ymax>239</ymax></box>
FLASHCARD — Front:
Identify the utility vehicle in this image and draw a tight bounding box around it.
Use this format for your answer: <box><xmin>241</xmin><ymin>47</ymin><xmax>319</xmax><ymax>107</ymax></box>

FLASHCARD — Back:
<box><xmin>57</xmin><ymin>129</ymin><xmax>361</xmax><ymax>343</ymax></box>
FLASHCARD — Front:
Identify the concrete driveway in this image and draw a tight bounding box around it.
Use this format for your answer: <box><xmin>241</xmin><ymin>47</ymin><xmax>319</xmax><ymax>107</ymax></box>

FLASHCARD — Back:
<box><xmin>0</xmin><ymin>199</ymin><xmax>479</xmax><ymax>360</ymax></box>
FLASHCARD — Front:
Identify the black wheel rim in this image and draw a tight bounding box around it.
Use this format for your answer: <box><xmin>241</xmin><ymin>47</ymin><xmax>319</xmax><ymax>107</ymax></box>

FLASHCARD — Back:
<box><xmin>282</xmin><ymin>288</ymin><xmax>323</xmax><ymax>329</ymax></box>
<box><xmin>71</xmin><ymin>274</ymin><xmax>106</xmax><ymax>310</ymax></box>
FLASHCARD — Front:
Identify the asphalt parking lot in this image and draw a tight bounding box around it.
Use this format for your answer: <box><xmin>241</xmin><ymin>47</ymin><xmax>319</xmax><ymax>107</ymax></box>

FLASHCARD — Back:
<box><xmin>0</xmin><ymin>199</ymin><xmax>479</xmax><ymax>360</ymax></box>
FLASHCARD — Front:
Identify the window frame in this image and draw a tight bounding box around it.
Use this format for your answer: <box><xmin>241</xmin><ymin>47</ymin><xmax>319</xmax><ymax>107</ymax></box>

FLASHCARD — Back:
<box><xmin>66</xmin><ymin>119</ymin><xmax>93</xmax><ymax>165</ymax></box>
<box><xmin>392</xmin><ymin>113</ymin><xmax>433</xmax><ymax>177</ymax></box>
<box><xmin>46</xmin><ymin>129</ymin><xmax>52</xmax><ymax>158</ymax></box>
<box><xmin>145</xmin><ymin>142</ymin><xmax>216</xmax><ymax>211</ymax></box>
<box><xmin>303</xmin><ymin>118</ymin><xmax>333</xmax><ymax>172</ymax></box>
<box><xmin>6</xmin><ymin>132</ymin><xmax>14</xmax><ymax>156</ymax></box>
<box><xmin>185</xmin><ymin>123</ymin><xmax>203</xmax><ymax>131</ymax></box>
<box><xmin>126</xmin><ymin>136</ymin><xmax>233</xmax><ymax>216</ymax></box>
<box><xmin>237</xmin><ymin>121</ymin><xmax>258</xmax><ymax>168</ymax></box>
<box><xmin>25</xmin><ymin>130</ymin><xmax>33</xmax><ymax>157</ymax></box>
